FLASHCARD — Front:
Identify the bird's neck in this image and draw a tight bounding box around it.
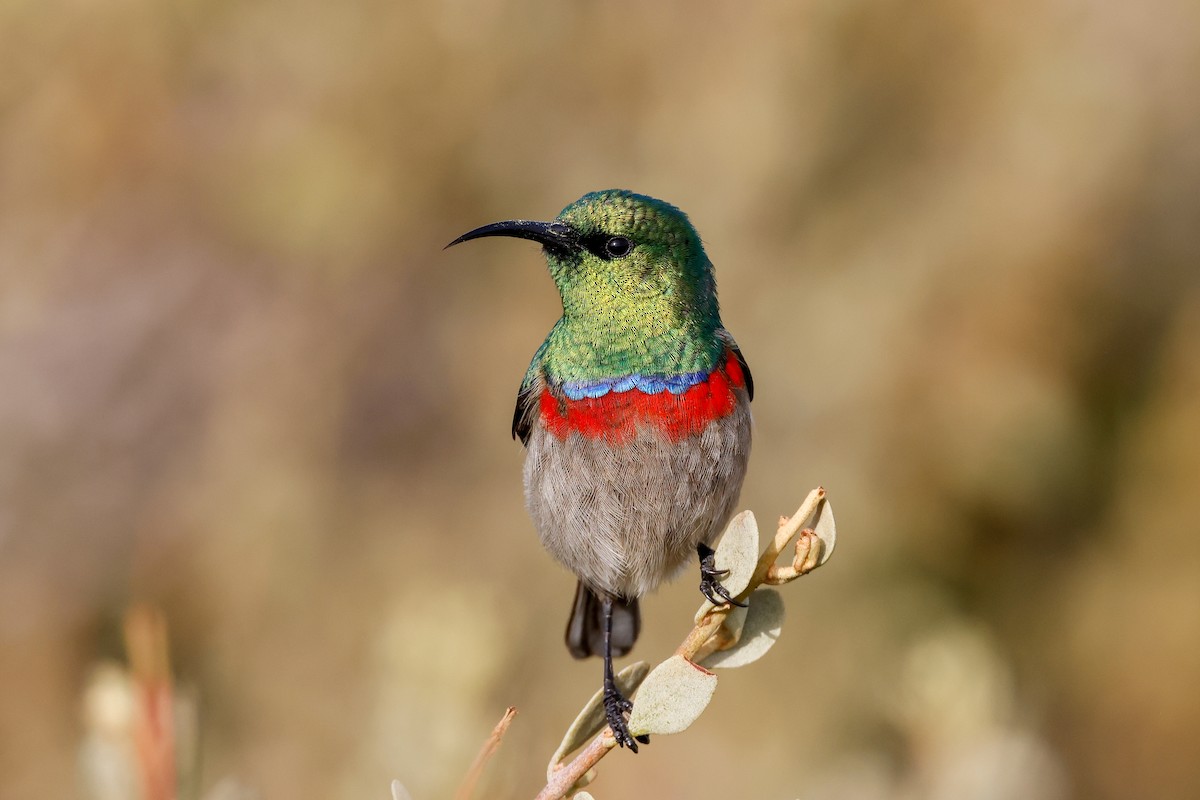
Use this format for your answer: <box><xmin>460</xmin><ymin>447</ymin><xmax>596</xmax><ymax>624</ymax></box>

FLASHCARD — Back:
<box><xmin>539</xmin><ymin>309</ymin><xmax>724</xmax><ymax>382</ymax></box>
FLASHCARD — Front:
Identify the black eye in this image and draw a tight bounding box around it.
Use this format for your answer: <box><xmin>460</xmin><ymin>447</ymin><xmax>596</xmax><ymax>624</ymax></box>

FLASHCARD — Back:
<box><xmin>604</xmin><ymin>236</ymin><xmax>632</xmax><ymax>258</ymax></box>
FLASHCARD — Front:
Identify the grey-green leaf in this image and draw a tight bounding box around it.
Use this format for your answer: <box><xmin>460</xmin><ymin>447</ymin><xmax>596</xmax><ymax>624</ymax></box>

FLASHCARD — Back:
<box><xmin>626</xmin><ymin>655</ymin><xmax>718</xmax><ymax>737</ymax></box>
<box><xmin>811</xmin><ymin>498</ymin><xmax>836</xmax><ymax>566</ymax></box>
<box><xmin>701</xmin><ymin>588</ymin><xmax>785</xmax><ymax>669</ymax></box>
<box><xmin>547</xmin><ymin>661</ymin><xmax>650</xmax><ymax>779</ymax></box>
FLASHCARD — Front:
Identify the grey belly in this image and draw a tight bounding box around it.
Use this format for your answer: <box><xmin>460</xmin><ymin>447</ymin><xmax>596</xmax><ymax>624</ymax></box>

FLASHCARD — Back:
<box><xmin>522</xmin><ymin>400</ymin><xmax>752</xmax><ymax>599</ymax></box>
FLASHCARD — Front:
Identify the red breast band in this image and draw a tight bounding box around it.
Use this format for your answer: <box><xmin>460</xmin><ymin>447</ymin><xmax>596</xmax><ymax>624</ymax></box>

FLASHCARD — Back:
<box><xmin>539</xmin><ymin>349</ymin><xmax>747</xmax><ymax>443</ymax></box>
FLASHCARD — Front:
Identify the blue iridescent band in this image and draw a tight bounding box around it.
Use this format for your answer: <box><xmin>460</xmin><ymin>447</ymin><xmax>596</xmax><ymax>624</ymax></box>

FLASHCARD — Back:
<box><xmin>561</xmin><ymin>370</ymin><xmax>709</xmax><ymax>400</ymax></box>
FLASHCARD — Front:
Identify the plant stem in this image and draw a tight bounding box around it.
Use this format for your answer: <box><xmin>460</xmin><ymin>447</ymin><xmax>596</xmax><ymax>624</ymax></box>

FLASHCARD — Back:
<box><xmin>534</xmin><ymin>734</ymin><xmax>615</xmax><ymax>800</ymax></box>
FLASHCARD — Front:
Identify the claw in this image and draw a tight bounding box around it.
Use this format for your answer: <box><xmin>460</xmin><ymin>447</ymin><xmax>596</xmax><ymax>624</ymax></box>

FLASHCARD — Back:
<box><xmin>604</xmin><ymin>687</ymin><xmax>638</xmax><ymax>752</ymax></box>
<box><xmin>697</xmin><ymin>543</ymin><xmax>749</xmax><ymax>608</ymax></box>
<box><xmin>700</xmin><ymin>577</ymin><xmax>749</xmax><ymax>607</ymax></box>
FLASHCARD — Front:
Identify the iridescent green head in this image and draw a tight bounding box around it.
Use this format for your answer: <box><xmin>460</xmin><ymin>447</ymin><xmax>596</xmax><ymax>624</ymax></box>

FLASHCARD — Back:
<box><xmin>547</xmin><ymin>190</ymin><xmax>716</xmax><ymax>321</ymax></box>
<box><xmin>448</xmin><ymin>190</ymin><xmax>725</xmax><ymax>379</ymax></box>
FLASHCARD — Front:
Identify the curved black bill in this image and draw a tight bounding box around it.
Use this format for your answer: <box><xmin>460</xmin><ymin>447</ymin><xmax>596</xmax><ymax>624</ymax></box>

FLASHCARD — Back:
<box><xmin>444</xmin><ymin>220</ymin><xmax>579</xmax><ymax>254</ymax></box>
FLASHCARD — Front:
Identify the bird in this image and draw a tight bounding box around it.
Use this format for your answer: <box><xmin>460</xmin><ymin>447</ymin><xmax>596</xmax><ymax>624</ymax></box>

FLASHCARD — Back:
<box><xmin>446</xmin><ymin>190</ymin><xmax>752</xmax><ymax>751</ymax></box>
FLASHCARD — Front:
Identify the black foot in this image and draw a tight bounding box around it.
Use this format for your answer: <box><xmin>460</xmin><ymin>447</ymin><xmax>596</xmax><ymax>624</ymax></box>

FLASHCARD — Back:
<box><xmin>698</xmin><ymin>542</ymin><xmax>748</xmax><ymax>607</ymax></box>
<box><xmin>603</xmin><ymin>684</ymin><xmax>638</xmax><ymax>752</ymax></box>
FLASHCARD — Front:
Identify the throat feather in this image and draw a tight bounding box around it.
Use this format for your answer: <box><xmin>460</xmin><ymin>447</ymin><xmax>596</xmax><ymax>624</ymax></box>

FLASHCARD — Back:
<box><xmin>539</xmin><ymin>349</ymin><xmax>747</xmax><ymax>443</ymax></box>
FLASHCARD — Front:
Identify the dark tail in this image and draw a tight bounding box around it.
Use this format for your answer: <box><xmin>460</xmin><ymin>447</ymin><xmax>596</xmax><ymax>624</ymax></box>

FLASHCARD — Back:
<box><xmin>564</xmin><ymin>581</ymin><xmax>640</xmax><ymax>659</ymax></box>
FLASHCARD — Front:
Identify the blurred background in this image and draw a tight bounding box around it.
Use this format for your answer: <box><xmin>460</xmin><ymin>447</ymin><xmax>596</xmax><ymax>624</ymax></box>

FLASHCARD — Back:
<box><xmin>3</xmin><ymin>0</ymin><xmax>1199</xmax><ymax>798</ymax></box>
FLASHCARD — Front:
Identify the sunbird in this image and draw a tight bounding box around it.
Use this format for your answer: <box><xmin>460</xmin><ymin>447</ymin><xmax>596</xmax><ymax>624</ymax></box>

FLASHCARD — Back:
<box><xmin>448</xmin><ymin>190</ymin><xmax>752</xmax><ymax>750</ymax></box>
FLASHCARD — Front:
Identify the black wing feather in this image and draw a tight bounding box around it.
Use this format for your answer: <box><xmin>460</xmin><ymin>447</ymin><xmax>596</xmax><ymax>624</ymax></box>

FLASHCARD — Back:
<box><xmin>733</xmin><ymin>346</ymin><xmax>754</xmax><ymax>401</ymax></box>
<box><xmin>512</xmin><ymin>381</ymin><xmax>537</xmax><ymax>445</ymax></box>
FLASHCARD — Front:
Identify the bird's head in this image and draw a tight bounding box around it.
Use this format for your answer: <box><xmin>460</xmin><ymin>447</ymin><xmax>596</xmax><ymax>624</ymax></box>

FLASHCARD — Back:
<box><xmin>447</xmin><ymin>190</ymin><xmax>718</xmax><ymax>327</ymax></box>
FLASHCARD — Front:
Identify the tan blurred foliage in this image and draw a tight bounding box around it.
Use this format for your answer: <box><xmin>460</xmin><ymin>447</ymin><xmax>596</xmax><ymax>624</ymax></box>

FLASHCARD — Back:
<box><xmin>1</xmin><ymin>0</ymin><xmax>1198</xmax><ymax>798</ymax></box>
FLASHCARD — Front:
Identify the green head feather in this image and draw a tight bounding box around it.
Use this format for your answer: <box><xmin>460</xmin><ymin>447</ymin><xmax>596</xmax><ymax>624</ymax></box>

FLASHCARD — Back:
<box><xmin>539</xmin><ymin>190</ymin><xmax>725</xmax><ymax>382</ymax></box>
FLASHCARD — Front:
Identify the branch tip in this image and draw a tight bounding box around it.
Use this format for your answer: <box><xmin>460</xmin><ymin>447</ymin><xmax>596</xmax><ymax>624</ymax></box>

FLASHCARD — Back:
<box><xmin>455</xmin><ymin>706</ymin><xmax>518</xmax><ymax>800</ymax></box>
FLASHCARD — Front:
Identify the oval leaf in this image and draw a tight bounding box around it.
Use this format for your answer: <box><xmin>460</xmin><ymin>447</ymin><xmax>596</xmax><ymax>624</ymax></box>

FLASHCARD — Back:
<box><xmin>715</xmin><ymin>510</ymin><xmax>760</xmax><ymax>595</ymax></box>
<box><xmin>811</xmin><ymin>498</ymin><xmax>836</xmax><ymax>566</ymax></box>
<box><xmin>627</xmin><ymin>655</ymin><xmax>718</xmax><ymax>737</ymax></box>
<box><xmin>701</xmin><ymin>588</ymin><xmax>785</xmax><ymax>669</ymax></box>
<box><xmin>694</xmin><ymin>510</ymin><xmax>760</xmax><ymax>620</ymax></box>
<box><xmin>547</xmin><ymin>661</ymin><xmax>649</xmax><ymax>778</ymax></box>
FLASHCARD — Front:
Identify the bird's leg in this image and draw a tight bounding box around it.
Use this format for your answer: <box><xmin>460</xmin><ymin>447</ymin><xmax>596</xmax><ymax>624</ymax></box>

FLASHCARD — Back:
<box><xmin>601</xmin><ymin>596</ymin><xmax>641</xmax><ymax>752</ymax></box>
<box><xmin>697</xmin><ymin>542</ymin><xmax>748</xmax><ymax>607</ymax></box>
